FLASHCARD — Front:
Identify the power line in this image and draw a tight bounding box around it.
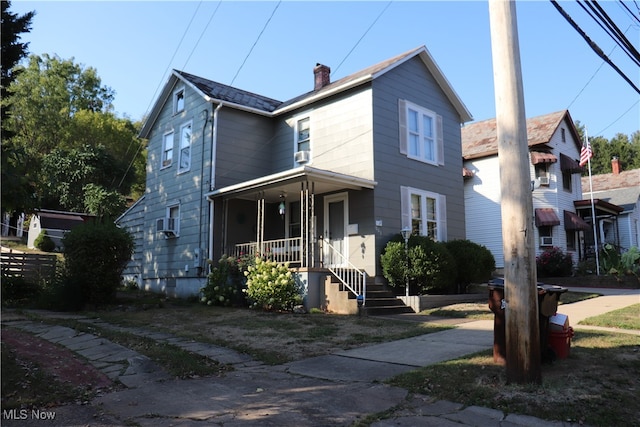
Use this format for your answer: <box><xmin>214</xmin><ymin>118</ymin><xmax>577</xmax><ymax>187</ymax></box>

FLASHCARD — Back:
<box><xmin>550</xmin><ymin>0</ymin><xmax>640</xmax><ymax>94</ymax></box>
<box><xmin>594</xmin><ymin>99</ymin><xmax>639</xmax><ymax>136</ymax></box>
<box><xmin>333</xmin><ymin>1</ymin><xmax>393</xmax><ymax>76</ymax></box>
<box><xmin>567</xmin><ymin>24</ymin><xmax>633</xmax><ymax>109</ymax></box>
<box><xmin>230</xmin><ymin>1</ymin><xmax>281</xmax><ymax>87</ymax></box>
<box><xmin>577</xmin><ymin>0</ymin><xmax>640</xmax><ymax>66</ymax></box>
<box><xmin>181</xmin><ymin>1</ymin><xmax>223</xmax><ymax>71</ymax></box>
<box><xmin>617</xmin><ymin>0</ymin><xmax>640</xmax><ymax>24</ymax></box>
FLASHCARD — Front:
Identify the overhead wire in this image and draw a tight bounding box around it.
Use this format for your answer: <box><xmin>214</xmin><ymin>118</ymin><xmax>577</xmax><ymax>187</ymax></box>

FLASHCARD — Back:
<box><xmin>594</xmin><ymin>99</ymin><xmax>639</xmax><ymax>136</ymax></box>
<box><xmin>230</xmin><ymin>1</ymin><xmax>281</xmax><ymax>86</ymax></box>
<box><xmin>617</xmin><ymin>0</ymin><xmax>640</xmax><ymax>24</ymax></box>
<box><xmin>550</xmin><ymin>0</ymin><xmax>640</xmax><ymax>94</ymax></box>
<box><xmin>577</xmin><ymin>0</ymin><xmax>640</xmax><ymax>66</ymax></box>
<box><xmin>332</xmin><ymin>1</ymin><xmax>393</xmax><ymax>77</ymax></box>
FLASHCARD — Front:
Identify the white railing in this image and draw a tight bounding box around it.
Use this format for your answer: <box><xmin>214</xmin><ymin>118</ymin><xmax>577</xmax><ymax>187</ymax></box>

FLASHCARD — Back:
<box><xmin>233</xmin><ymin>237</ymin><xmax>302</xmax><ymax>265</ymax></box>
<box><xmin>322</xmin><ymin>239</ymin><xmax>367</xmax><ymax>306</ymax></box>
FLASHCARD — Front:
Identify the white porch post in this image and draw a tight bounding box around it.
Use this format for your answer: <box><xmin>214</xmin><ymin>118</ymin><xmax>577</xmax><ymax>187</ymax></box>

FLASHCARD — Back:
<box><xmin>256</xmin><ymin>194</ymin><xmax>265</xmax><ymax>256</ymax></box>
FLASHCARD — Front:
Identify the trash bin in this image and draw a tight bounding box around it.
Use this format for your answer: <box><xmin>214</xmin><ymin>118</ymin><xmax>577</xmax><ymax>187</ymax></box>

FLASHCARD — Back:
<box><xmin>548</xmin><ymin>313</ymin><xmax>574</xmax><ymax>359</ymax></box>
<box><xmin>488</xmin><ymin>278</ymin><xmax>568</xmax><ymax>364</ymax></box>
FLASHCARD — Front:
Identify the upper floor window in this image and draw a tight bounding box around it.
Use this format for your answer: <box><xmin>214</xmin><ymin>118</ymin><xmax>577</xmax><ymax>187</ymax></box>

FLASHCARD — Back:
<box><xmin>173</xmin><ymin>88</ymin><xmax>185</xmax><ymax>114</ymax></box>
<box><xmin>561</xmin><ymin>128</ymin><xmax>566</xmax><ymax>142</ymax></box>
<box><xmin>401</xmin><ymin>186</ymin><xmax>447</xmax><ymax>241</ymax></box>
<box><xmin>399</xmin><ymin>99</ymin><xmax>444</xmax><ymax>165</ymax></box>
<box><xmin>178</xmin><ymin>122</ymin><xmax>192</xmax><ymax>173</ymax></box>
<box><xmin>534</xmin><ymin>163</ymin><xmax>550</xmax><ymax>186</ymax></box>
<box><xmin>296</xmin><ymin>117</ymin><xmax>310</xmax><ymax>152</ymax></box>
<box><xmin>162</xmin><ymin>132</ymin><xmax>174</xmax><ymax>168</ymax></box>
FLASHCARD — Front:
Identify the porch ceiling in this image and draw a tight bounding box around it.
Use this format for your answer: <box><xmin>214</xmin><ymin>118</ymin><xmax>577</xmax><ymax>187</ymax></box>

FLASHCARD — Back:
<box><xmin>206</xmin><ymin>166</ymin><xmax>377</xmax><ymax>202</ymax></box>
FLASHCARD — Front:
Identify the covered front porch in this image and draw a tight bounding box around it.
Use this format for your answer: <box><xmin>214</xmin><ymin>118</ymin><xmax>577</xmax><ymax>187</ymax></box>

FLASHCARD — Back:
<box><xmin>574</xmin><ymin>198</ymin><xmax>623</xmax><ymax>261</ymax></box>
<box><xmin>206</xmin><ymin>166</ymin><xmax>377</xmax><ymax>309</ymax></box>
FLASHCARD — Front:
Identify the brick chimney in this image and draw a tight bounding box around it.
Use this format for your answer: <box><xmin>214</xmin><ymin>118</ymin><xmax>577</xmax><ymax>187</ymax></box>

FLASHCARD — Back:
<box><xmin>314</xmin><ymin>63</ymin><xmax>330</xmax><ymax>91</ymax></box>
<box><xmin>611</xmin><ymin>156</ymin><xmax>620</xmax><ymax>174</ymax></box>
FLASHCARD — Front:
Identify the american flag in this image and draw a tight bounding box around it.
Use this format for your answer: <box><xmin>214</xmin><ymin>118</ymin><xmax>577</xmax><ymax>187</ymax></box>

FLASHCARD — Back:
<box><xmin>579</xmin><ymin>139</ymin><xmax>593</xmax><ymax>167</ymax></box>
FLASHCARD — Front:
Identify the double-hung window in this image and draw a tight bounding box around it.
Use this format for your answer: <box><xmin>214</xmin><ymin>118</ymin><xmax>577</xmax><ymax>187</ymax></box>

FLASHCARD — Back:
<box><xmin>399</xmin><ymin>99</ymin><xmax>444</xmax><ymax>165</ymax></box>
<box><xmin>296</xmin><ymin>117</ymin><xmax>310</xmax><ymax>152</ymax></box>
<box><xmin>178</xmin><ymin>122</ymin><xmax>192</xmax><ymax>173</ymax></box>
<box><xmin>401</xmin><ymin>186</ymin><xmax>447</xmax><ymax>241</ymax></box>
<box><xmin>162</xmin><ymin>132</ymin><xmax>174</xmax><ymax>168</ymax></box>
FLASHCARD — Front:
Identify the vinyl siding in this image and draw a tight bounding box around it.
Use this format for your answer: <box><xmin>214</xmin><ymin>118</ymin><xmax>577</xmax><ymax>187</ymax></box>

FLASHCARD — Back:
<box><xmin>463</xmin><ymin>117</ymin><xmax>585</xmax><ymax>268</ymax></box>
<box><xmin>371</xmin><ymin>56</ymin><xmax>466</xmax><ymax>264</ymax></box>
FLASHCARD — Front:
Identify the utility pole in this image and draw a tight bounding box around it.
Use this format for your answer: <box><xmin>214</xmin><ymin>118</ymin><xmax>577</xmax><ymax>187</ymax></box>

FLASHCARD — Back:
<box><xmin>488</xmin><ymin>0</ymin><xmax>541</xmax><ymax>384</ymax></box>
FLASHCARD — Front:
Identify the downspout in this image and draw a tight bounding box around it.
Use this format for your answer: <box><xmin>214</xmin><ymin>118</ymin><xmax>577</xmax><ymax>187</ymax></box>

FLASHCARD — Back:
<box><xmin>208</xmin><ymin>102</ymin><xmax>224</xmax><ymax>265</ymax></box>
<box><xmin>197</xmin><ymin>108</ymin><xmax>209</xmax><ymax>276</ymax></box>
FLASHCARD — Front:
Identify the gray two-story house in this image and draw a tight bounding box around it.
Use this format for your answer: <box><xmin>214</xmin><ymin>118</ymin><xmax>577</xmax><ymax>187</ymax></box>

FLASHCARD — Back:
<box><xmin>117</xmin><ymin>46</ymin><xmax>472</xmax><ymax>311</ymax></box>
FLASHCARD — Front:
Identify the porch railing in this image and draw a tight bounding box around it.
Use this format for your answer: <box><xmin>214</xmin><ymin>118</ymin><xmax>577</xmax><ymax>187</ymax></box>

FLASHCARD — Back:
<box><xmin>322</xmin><ymin>239</ymin><xmax>367</xmax><ymax>306</ymax></box>
<box><xmin>233</xmin><ymin>237</ymin><xmax>302</xmax><ymax>265</ymax></box>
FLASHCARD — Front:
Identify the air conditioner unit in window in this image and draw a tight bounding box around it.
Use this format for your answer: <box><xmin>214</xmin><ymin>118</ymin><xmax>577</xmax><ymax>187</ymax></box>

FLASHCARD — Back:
<box><xmin>539</xmin><ymin>176</ymin><xmax>550</xmax><ymax>186</ymax></box>
<box><xmin>294</xmin><ymin>150</ymin><xmax>310</xmax><ymax>164</ymax></box>
<box><xmin>157</xmin><ymin>217</ymin><xmax>177</xmax><ymax>237</ymax></box>
<box><xmin>540</xmin><ymin>236</ymin><xmax>554</xmax><ymax>246</ymax></box>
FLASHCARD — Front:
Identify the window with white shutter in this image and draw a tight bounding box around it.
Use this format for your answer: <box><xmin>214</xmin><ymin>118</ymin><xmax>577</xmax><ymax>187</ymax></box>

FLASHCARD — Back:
<box><xmin>400</xmin><ymin>186</ymin><xmax>447</xmax><ymax>241</ymax></box>
<box><xmin>398</xmin><ymin>99</ymin><xmax>444</xmax><ymax>166</ymax></box>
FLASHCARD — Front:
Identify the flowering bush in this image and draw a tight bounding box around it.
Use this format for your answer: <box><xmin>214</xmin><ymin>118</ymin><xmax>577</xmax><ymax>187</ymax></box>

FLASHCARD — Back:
<box><xmin>536</xmin><ymin>247</ymin><xmax>573</xmax><ymax>277</ymax></box>
<box><xmin>244</xmin><ymin>257</ymin><xmax>301</xmax><ymax>311</ymax></box>
<box><xmin>200</xmin><ymin>255</ymin><xmax>248</xmax><ymax>307</ymax></box>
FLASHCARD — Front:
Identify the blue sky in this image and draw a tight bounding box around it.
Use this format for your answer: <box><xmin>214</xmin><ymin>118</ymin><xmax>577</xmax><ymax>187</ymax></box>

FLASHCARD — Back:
<box><xmin>12</xmin><ymin>1</ymin><xmax>640</xmax><ymax>140</ymax></box>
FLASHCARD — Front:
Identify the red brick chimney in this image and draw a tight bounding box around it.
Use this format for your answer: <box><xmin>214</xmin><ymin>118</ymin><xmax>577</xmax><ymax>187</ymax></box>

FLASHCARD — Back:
<box><xmin>314</xmin><ymin>63</ymin><xmax>330</xmax><ymax>91</ymax></box>
<box><xmin>612</xmin><ymin>157</ymin><xmax>620</xmax><ymax>174</ymax></box>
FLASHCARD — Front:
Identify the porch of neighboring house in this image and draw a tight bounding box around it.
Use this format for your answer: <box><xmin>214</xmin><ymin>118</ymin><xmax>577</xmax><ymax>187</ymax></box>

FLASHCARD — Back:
<box><xmin>574</xmin><ymin>198</ymin><xmax>623</xmax><ymax>261</ymax></box>
<box><xmin>206</xmin><ymin>167</ymin><xmax>413</xmax><ymax>315</ymax></box>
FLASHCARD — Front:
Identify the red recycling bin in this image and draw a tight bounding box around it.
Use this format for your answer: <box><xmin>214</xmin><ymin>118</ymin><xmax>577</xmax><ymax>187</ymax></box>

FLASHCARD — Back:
<box><xmin>548</xmin><ymin>313</ymin><xmax>574</xmax><ymax>360</ymax></box>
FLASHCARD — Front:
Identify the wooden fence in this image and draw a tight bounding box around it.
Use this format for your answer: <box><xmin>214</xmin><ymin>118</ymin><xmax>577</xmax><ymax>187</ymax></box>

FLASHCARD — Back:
<box><xmin>1</xmin><ymin>251</ymin><xmax>57</xmax><ymax>282</ymax></box>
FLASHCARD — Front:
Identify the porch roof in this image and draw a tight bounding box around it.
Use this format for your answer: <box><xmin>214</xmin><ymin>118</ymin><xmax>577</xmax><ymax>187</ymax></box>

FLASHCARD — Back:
<box><xmin>206</xmin><ymin>166</ymin><xmax>377</xmax><ymax>202</ymax></box>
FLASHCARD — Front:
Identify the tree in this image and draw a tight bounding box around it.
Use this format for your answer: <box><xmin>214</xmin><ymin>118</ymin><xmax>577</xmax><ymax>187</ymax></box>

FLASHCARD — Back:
<box><xmin>4</xmin><ymin>53</ymin><xmax>145</xmax><ymax>211</ymax></box>
<box><xmin>40</xmin><ymin>144</ymin><xmax>129</xmax><ymax>215</ymax></box>
<box><xmin>7</xmin><ymin>54</ymin><xmax>115</xmax><ymax>156</ymax></box>
<box><xmin>1</xmin><ymin>1</ymin><xmax>35</xmax><ymax>212</ymax></box>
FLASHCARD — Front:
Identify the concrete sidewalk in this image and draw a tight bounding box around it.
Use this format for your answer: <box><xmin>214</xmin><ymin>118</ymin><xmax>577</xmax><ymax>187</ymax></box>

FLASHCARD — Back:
<box><xmin>2</xmin><ymin>287</ymin><xmax>638</xmax><ymax>427</ymax></box>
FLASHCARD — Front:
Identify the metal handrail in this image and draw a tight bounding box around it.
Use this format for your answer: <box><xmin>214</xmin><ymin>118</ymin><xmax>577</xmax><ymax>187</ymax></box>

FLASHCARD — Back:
<box><xmin>322</xmin><ymin>239</ymin><xmax>367</xmax><ymax>306</ymax></box>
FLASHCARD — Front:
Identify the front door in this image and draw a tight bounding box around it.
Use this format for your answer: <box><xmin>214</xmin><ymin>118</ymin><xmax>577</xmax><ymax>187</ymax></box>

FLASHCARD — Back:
<box><xmin>324</xmin><ymin>193</ymin><xmax>348</xmax><ymax>267</ymax></box>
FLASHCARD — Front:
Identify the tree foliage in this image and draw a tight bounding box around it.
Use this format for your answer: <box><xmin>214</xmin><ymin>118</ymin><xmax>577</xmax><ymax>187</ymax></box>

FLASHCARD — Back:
<box><xmin>575</xmin><ymin>121</ymin><xmax>640</xmax><ymax>175</ymax></box>
<box><xmin>62</xmin><ymin>220</ymin><xmax>134</xmax><ymax>307</ymax></box>
<box><xmin>3</xmin><ymin>52</ymin><xmax>146</xmax><ymax>214</ymax></box>
<box><xmin>1</xmin><ymin>1</ymin><xmax>35</xmax><ymax>212</ymax></box>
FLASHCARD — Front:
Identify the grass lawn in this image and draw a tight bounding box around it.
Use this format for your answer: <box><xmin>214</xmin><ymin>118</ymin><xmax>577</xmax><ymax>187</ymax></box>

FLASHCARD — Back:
<box><xmin>579</xmin><ymin>303</ymin><xmax>640</xmax><ymax>330</ymax></box>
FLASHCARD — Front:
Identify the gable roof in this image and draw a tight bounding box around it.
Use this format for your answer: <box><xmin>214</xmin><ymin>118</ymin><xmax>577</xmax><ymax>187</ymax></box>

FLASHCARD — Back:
<box><xmin>140</xmin><ymin>46</ymin><xmax>472</xmax><ymax>138</ymax></box>
<box><xmin>582</xmin><ymin>169</ymin><xmax>640</xmax><ymax>213</ymax></box>
<box><xmin>461</xmin><ymin>110</ymin><xmax>582</xmax><ymax>160</ymax></box>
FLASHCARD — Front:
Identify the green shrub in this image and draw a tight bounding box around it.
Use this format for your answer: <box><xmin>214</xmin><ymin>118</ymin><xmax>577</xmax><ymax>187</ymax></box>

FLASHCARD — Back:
<box><xmin>536</xmin><ymin>247</ymin><xmax>573</xmax><ymax>277</ymax></box>
<box><xmin>35</xmin><ymin>263</ymin><xmax>85</xmax><ymax>311</ymax></box>
<box><xmin>244</xmin><ymin>257</ymin><xmax>301</xmax><ymax>311</ymax></box>
<box><xmin>380</xmin><ymin>235</ymin><xmax>456</xmax><ymax>294</ymax></box>
<box><xmin>200</xmin><ymin>255</ymin><xmax>248</xmax><ymax>307</ymax></box>
<box><xmin>62</xmin><ymin>220</ymin><xmax>134</xmax><ymax>307</ymax></box>
<box><xmin>34</xmin><ymin>230</ymin><xmax>56</xmax><ymax>252</ymax></box>
<box><xmin>601</xmin><ymin>245</ymin><xmax>640</xmax><ymax>276</ymax></box>
<box><xmin>444</xmin><ymin>239</ymin><xmax>495</xmax><ymax>293</ymax></box>
<box><xmin>0</xmin><ymin>274</ymin><xmax>41</xmax><ymax>306</ymax></box>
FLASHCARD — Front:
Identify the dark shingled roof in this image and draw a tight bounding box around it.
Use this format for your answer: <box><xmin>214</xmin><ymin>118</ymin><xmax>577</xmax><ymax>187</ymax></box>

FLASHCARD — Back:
<box><xmin>176</xmin><ymin>70</ymin><xmax>283</xmax><ymax>113</ymax></box>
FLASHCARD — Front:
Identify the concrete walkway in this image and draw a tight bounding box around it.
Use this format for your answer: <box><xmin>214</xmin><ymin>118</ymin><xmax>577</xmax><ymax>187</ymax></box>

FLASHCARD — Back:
<box><xmin>1</xmin><ymin>287</ymin><xmax>638</xmax><ymax>426</ymax></box>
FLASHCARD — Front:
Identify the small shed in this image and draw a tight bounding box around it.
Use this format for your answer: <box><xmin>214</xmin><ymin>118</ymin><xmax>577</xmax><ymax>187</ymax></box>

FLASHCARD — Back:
<box><xmin>27</xmin><ymin>209</ymin><xmax>94</xmax><ymax>251</ymax></box>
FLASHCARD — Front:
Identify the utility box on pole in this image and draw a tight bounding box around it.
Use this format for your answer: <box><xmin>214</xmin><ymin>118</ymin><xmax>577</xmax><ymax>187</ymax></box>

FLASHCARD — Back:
<box><xmin>488</xmin><ymin>0</ymin><xmax>541</xmax><ymax>384</ymax></box>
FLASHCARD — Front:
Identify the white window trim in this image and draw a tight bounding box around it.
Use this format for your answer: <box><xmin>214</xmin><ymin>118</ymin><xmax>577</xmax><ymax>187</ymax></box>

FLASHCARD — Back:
<box><xmin>398</xmin><ymin>99</ymin><xmax>444</xmax><ymax>166</ymax></box>
<box><xmin>173</xmin><ymin>87</ymin><xmax>185</xmax><ymax>115</ymax></box>
<box><xmin>178</xmin><ymin>121</ymin><xmax>193</xmax><ymax>174</ymax></box>
<box><xmin>293</xmin><ymin>115</ymin><xmax>312</xmax><ymax>166</ymax></box>
<box><xmin>401</xmin><ymin>186</ymin><xmax>447</xmax><ymax>241</ymax></box>
<box><xmin>161</xmin><ymin>131</ymin><xmax>174</xmax><ymax>169</ymax></box>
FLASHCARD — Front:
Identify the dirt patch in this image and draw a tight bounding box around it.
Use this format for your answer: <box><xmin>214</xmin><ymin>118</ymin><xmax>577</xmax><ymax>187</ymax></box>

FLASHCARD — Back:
<box><xmin>1</xmin><ymin>327</ymin><xmax>114</xmax><ymax>390</ymax></box>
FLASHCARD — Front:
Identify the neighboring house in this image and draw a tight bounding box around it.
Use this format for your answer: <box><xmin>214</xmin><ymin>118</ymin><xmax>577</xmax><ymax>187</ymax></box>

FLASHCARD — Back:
<box><xmin>116</xmin><ymin>46</ymin><xmax>473</xmax><ymax>308</ymax></box>
<box><xmin>581</xmin><ymin>158</ymin><xmax>640</xmax><ymax>252</ymax></box>
<box><xmin>27</xmin><ymin>209</ymin><xmax>94</xmax><ymax>251</ymax></box>
<box><xmin>462</xmin><ymin>110</ymin><xmax>589</xmax><ymax>269</ymax></box>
